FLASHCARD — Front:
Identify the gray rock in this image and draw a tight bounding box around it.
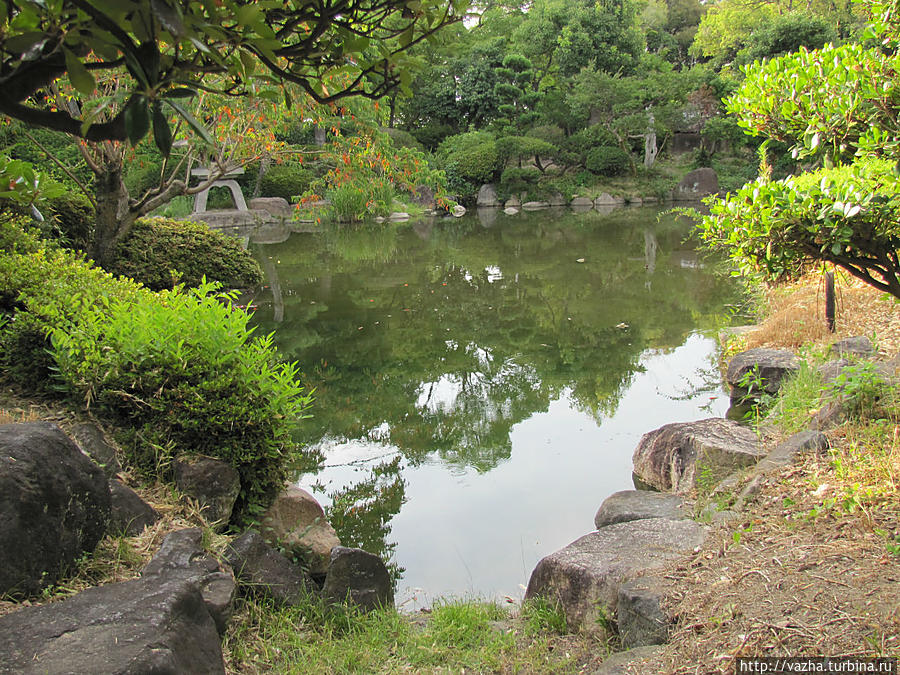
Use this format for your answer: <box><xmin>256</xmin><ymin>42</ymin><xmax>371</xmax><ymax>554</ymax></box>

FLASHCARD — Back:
<box><xmin>617</xmin><ymin>576</ymin><xmax>669</xmax><ymax>648</ymax></box>
<box><xmin>142</xmin><ymin>528</ymin><xmax>236</xmax><ymax>636</ymax></box>
<box><xmin>726</xmin><ymin>347</ymin><xmax>801</xmax><ymax>403</ymax></box>
<box><xmin>248</xmin><ymin>197</ymin><xmax>292</xmax><ymax>218</ymax></box>
<box><xmin>595</xmin><ymin>490</ymin><xmax>687</xmax><ymax>529</ymax></box>
<box><xmin>627</xmin><ymin>196</ymin><xmax>643</xmax><ymax>205</ymax></box>
<box><xmin>452</xmin><ymin>204</ymin><xmax>466</xmax><ymax>217</ymax></box>
<box><xmin>811</xmin><ymin>399</ymin><xmax>848</xmax><ymax>431</ymax></box>
<box><xmin>522</xmin><ymin>201</ymin><xmax>550</xmax><ymax>210</ymax></box>
<box><xmin>831</xmin><ymin>336</ymin><xmax>874</xmax><ymax>358</ymax></box>
<box><xmin>0</xmin><ymin>529</ymin><xmax>230</xmax><ymax>674</ymax></box>
<box><xmin>260</xmin><ymin>486</ymin><xmax>340</xmax><ymax>576</ymax></box>
<box><xmin>412</xmin><ymin>185</ymin><xmax>436</xmax><ymax>209</ymax></box>
<box><xmin>757</xmin><ymin>430</ymin><xmax>828</xmax><ymax>471</ymax></box>
<box><xmin>570</xmin><ymin>197</ymin><xmax>594</xmax><ymax>212</ymax></box>
<box><xmin>476</xmin><ymin>183</ymin><xmax>500</xmax><ymax>207</ymax></box>
<box><xmin>188</xmin><ymin>208</ymin><xmax>273</xmax><ymax>228</ymax></box>
<box><xmin>632</xmin><ymin>418</ymin><xmax>766</xmax><ymax>494</ymax></box>
<box><xmin>69</xmin><ymin>421</ymin><xmax>121</xmax><ymax>477</ymax></box>
<box><xmin>595</xmin><ymin>193</ymin><xmax>624</xmax><ymax>206</ymax></box>
<box><xmin>108</xmin><ymin>479</ymin><xmax>160</xmax><ymax>536</ymax></box>
<box><xmin>322</xmin><ymin>546</ymin><xmax>394</xmax><ymax>611</ymax></box>
<box><xmin>548</xmin><ymin>192</ymin><xmax>567</xmax><ymax>206</ymax></box>
<box><xmin>524</xmin><ymin>518</ymin><xmax>706</xmax><ymax>634</ymax></box>
<box><xmin>672</xmin><ymin>167</ymin><xmax>718</xmax><ymax>201</ymax></box>
<box><xmin>503</xmin><ymin>207</ymin><xmax>520</xmax><ymax>216</ymax></box>
<box><xmin>174</xmin><ymin>456</ymin><xmax>241</xmax><ymax>525</ymax></box>
<box><xmin>505</xmin><ymin>196</ymin><xmax>521</xmax><ymax>208</ymax></box>
<box><xmin>0</xmin><ymin>422</ymin><xmax>111</xmax><ymax>598</ymax></box>
<box><xmin>595</xmin><ymin>646</ymin><xmax>665</xmax><ymax>674</ymax></box>
<box><xmin>225</xmin><ymin>530</ymin><xmax>316</xmax><ymax>606</ymax></box>
<box><xmin>389</xmin><ymin>212</ymin><xmax>410</xmax><ymax>221</ymax></box>
<box><xmin>818</xmin><ymin>358</ymin><xmax>852</xmax><ymax>386</ymax></box>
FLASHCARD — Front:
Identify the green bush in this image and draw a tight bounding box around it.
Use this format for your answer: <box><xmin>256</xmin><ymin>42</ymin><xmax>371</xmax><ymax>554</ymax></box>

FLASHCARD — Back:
<box><xmin>385</xmin><ymin>128</ymin><xmax>424</xmax><ymax>152</ymax></box>
<box><xmin>499</xmin><ymin>166</ymin><xmax>541</xmax><ymax>198</ymax></box>
<box><xmin>258</xmin><ymin>163</ymin><xmax>314</xmax><ymax>202</ymax></box>
<box><xmin>436</xmin><ymin>131</ymin><xmax>502</xmax><ymax>202</ymax></box>
<box><xmin>107</xmin><ymin>218</ymin><xmax>262</xmax><ymax>291</ymax></box>
<box><xmin>0</xmin><ymin>244</ymin><xmax>313</xmax><ymax>521</ymax></box>
<box><xmin>585</xmin><ymin>146</ymin><xmax>630</xmax><ymax>177</ymax></box>
<box><xmin>46</xmin><ymin>192</ymin><xmax>94</xmax><ymax>251</ymax></box>
<box><xmin>0</xmin><ymin>213</ymin><xmax>41</xmax><ymax>254</ymax></box>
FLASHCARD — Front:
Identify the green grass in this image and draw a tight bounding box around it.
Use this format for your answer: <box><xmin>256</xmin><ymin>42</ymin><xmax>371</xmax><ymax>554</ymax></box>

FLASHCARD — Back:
<box><xmin>225</xmin><ymin>595</ymin><xmax>599</xmax><ymax>674</ymax></box>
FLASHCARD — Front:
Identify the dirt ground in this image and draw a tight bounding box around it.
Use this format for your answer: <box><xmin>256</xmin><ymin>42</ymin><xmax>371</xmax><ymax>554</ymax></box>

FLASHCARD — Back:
<box><xmin>621</xmin><ymin>273</ymin><xmax>900</xmax><ymax>674</ymax></box>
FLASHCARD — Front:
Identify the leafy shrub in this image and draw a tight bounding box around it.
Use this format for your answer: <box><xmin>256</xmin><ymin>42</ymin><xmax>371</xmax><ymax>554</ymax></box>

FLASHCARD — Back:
<box><xmin>0</xmin><ymin>245</ymin><xmax>313</xmax><ymax>521</ymax></box>
<box><xmin>0</xmin><ymin>213</ymin><xmax>41</xmax><ymax>254</ymax></box>
<box><xmin>258</xmin><ymin>163</ymin><xmax>314</xmax><ymax>202</ymax></box>
<box><xmin>436</xmin><ymin>131</ymin><xmax>502</xmax><ymax>202</ymax></box>
<box><xmin>585</xmin><ymin>146</ymin><xmax>630</xmax><ymax>177</ymax></box>
<box><xmin>45</xmin><ymin>192</ymin><xmax>94</xmax><ymax>251</ymax></box>
<box><xmin>385</xmin><ymin>128</ymin><xmax>424</xmax><ymax>151</ymax></box>
<box><xmin>329</xmin><ymin>178</ymin><xmax>394</xmax><ymax>222</ymax></box>
<box><xmin>499</xmin><ymin>166</ymin><xmax>541</xmax><ymax>198</ymax></box>
<box><xmin>107</xmin><ymin>218</ymin><xmax>263</xmax><ymax>291</ymax></box>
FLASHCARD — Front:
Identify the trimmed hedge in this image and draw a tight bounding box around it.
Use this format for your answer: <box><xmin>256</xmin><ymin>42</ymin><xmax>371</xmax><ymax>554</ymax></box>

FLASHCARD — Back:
<box><xmin>108</xmin><ymin>218</ymin><xmax>263</xmax><ymax>291</ymax></box>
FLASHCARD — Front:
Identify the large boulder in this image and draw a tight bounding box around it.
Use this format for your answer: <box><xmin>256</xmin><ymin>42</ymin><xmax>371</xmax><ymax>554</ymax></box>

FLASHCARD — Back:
<box><xmin>174</xmin><ymin>456</ymin><xmax>241</xmax><ymax>526</ymax></box>
<box><xmin>69</xmin><ymin>421</ymin><xmax>121</xmax><ymax>477</ymax></box>
<box><xmin>225</xmin><ymin>530</ymin><xmax>316</xmax><ymax>606</ymax></box>
<box><xmin>108</xmin><ymin>479</ymin><xmax>161</xmax><ymax>536</ymax></box>
<box><xmin>322</xmin><ymin>546</ymin><xmax>394</xmax><ymax>612</ymax></box>
<box><xmin>260</xmin><ymin>486</ymin><xmax>341</xmax><ymax>576</ymax></box>
<box><xmin>0</xmin><ymin>422</ymin><xmax>111</xmax><ymax>598</ymax></box>
<box><xmin>0</xmin><ymin>529</ymin><xmax>233</xmax><ymax>674</ymax></box>
<box><xmin>476</xmin><ymin>184</ymin><xmax>500</xmax><ymax>207</ymax></box>
<box><xmin>248</xmin><ymin>197</ymin><xmax>292</xmax><ymax>218</ymax></box>
<box><xmin>726</xmin><ymin>348</ymin><xmax>801</xmax><ymax>403</ymax></box>
<box><xmin>632</xmin><ymin>418</ymin><xmax>766</xmax><ymax>494</ymax></box>
<box><xmin>616</xmin><ymin>576</ymin><xmax>669</xmax><ymax>648</ymax></box>
<box><xmin>672</xmin><ymin>167</ymin><xmax>718</xmax><ymax>201</ymax></box>
<box><xmin>525</xmin><ymin>518</ymin><xmax>706</xmax><ymax>634</ymax></box>
<box><xmin>594</xmin><ymin>490</ymin><xmax>688</xmax><ymax>529</ymax></box>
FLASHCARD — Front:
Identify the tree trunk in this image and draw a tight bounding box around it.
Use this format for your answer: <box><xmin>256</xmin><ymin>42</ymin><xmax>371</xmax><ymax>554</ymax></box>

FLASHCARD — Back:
<box><xmin>643</xmin><ymin>130</ymin><xmax>658</xmax><ymax>169</ymax></box>
<box><xmin>90</xmin><ymin>163</ymin><xmax>137</xmax><ymax>268</ymax></box>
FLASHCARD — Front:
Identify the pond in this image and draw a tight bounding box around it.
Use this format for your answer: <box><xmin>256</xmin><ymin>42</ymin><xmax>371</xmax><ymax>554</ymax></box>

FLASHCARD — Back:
<box><xmin>247</xmin><ymin>205</ymin><xmax>745</xmax><ymax>610</ymax></box>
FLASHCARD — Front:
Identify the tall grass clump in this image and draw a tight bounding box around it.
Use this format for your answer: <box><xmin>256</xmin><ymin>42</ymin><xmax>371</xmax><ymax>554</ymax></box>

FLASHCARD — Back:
<box><xmin>0</xmin><ymin>235</ymin><xmax>313</xmax><ymax>522</ymax></box>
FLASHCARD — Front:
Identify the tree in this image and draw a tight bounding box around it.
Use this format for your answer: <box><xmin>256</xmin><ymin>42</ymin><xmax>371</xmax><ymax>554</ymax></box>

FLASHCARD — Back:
<box><xmin>696</xmin><ymin>0</ymin><xmax>900</xmax><ymax>299</ymax></box>
<box><xmin>0</xmin><ymin>0</ymin><xmax>468</xmax><ymax>146</ymax></box>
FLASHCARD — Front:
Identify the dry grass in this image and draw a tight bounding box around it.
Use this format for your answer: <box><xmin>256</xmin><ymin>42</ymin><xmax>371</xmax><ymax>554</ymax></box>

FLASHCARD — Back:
<box><xmin>743</xmin><ymin>271</ymin><xmax>900</xmax><ymax>356</ymax></box>
<box><xmin>624</xmin><ymin>276</ymin><xmax>900</xmax><ymax>674</ymax></box>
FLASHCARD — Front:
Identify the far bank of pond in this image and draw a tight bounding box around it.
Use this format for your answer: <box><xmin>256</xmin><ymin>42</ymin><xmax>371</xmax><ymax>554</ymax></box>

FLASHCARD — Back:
<box><xmin>248</xmin><ymin>205</ymin><xmax>746</xmax><ymax>609</ymax></box>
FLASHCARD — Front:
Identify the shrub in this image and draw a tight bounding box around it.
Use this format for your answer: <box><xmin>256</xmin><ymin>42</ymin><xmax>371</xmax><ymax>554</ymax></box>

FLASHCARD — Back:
<box><xmin>384</xmin><ymin>128</ymin><xmax>424</xmax><ymax>152</ymax></box>
<box><xmin>46</xmin><ymin>191</ymin><xmax>94</xmax><ymax>251</ymax></box>
<box><xmin>499</xmin><ymin>166</ymin><xmax>541</xmax><ymax>198</ymax></box>
<box><xmin>107</xmin><ymin>218</ymin><xmax>262</xmax><ymax>291</ymax></box>
<box><xmin>436</xmin><ymin>131</ymin><xmax>502</xmax><ymax>202</ymax></box>
<box><xmin>585</xmin><ymin>146</ymin><xmax>630</xmax><ymax>177</ymax></box>
<box><xmin>329</xmin><ymin>177</ymin><xmax>394</xmax><ymax>222</ymax></box>
<box><xmin>0</xmin><ymin>245</ymin><xmax>313</xmax><ymax>521</ymax></box>
<box><xmin>258</xmin><ymin>163</ymin><xmax>314</xmax><ymax>202</ymax></box>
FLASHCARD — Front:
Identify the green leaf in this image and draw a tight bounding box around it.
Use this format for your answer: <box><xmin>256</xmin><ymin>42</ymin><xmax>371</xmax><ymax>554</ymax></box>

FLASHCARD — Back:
<box><xmin>161</xmin><ymin>88</ymin><xmax>197</xmax><ymax>99</ymax></box>
<box><xmin>164</xmin><ymin>100</ymin><xmax>214</xmax><ymax>145</ymax></box>
<box><xmin>152</xmin><ymin>103</ymin><xmax>173</xmax><ymax>157</ymax></box>
<box><xmin>64</xmin><ymin>48</ymin><xmax>96</xmax><ymax>96</ymax></box>
<box><xmin>124</xmin><ymin>96</ymin><xmax>151</xmax><ymax>145</ymax></box>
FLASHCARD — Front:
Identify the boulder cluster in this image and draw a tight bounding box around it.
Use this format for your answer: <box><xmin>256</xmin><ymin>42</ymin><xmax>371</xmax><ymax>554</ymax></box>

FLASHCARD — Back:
<box><xmin>524</xmin><ymin>336</ymin><xmax>897</xmax><ymax>672</ymax></box>
<box><xmin>0</xmin><ymin>422</ymin><xmax>392</xmax><ymax>674</ymax></box>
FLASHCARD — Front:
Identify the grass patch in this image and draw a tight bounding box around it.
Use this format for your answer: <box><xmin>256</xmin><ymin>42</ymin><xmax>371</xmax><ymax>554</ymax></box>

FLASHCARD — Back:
<box><xmin>225</xmin><ymin>595</ymin><xmax>601</xmax><ymax>674</ymax></box>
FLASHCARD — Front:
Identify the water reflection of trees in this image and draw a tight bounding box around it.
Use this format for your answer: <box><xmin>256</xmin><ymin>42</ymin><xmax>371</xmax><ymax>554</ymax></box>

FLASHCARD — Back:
<box><xmin>256</xmin><ymin>209</ymin><xmax>740</xmax><ymax>470</ymax></box>
<box><xmin>252</xmin><ymin>209</ymin><xmax>742</xmax><ymax>567</ymax></box>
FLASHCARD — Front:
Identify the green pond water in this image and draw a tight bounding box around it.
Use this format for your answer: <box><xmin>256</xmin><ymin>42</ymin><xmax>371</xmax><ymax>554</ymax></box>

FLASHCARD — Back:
<box><xmin>248</xmin><ymin>205</ymin><xmax>744</xmax><ymax>609</ymax></box>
